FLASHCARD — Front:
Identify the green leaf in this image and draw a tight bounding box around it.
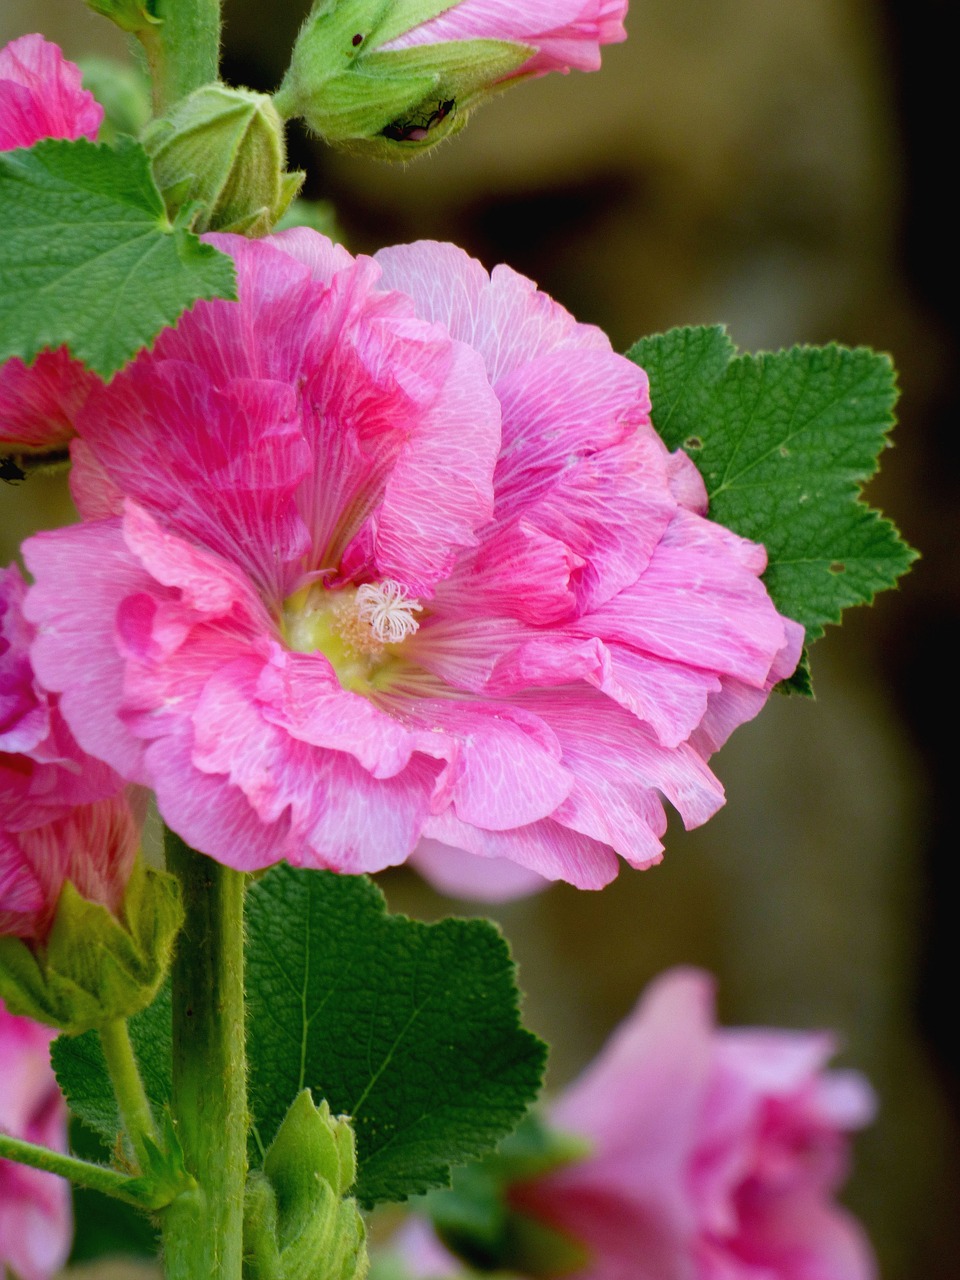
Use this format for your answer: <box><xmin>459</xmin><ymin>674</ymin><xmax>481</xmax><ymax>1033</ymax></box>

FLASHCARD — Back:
<box><xmin>0</xmin><ymin>136</ymin><xmax>236</xmax><ymax>377</ymax></box>
<box><xmin>626</xmin><ymin>326</ymin><xmax>918</xmax><ymax>650</ymax></box>
<box><xmin>246</xmin><ymin>866</ymin><xmax>546</xmax><ymax>1205</ymax></box>
<box><xmin>67</xmin><ymin>1119</ymin><xmax>159</xmax><ymax>1264</ymax></box>
<box><xmin>51</xmin><ymin>980</ymin><xmax>171</xmax><ymax>1143</ymax></box>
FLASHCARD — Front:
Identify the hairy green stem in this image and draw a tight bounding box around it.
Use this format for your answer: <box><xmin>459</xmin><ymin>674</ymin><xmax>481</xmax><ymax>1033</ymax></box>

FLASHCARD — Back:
<box><xmin>160</xmin><ymin>830</ymin><xmax>248</xmax><ymax>1280</ymax></box>
<box><xmin>99</xmin><ymin>1017</ymin><xmax>160</xmax><ymax>1171</ymax></box>
<box><xmin>146</xmin><ymin>0</ymin><xmax>222</xmax><ymax>111</ymax></box>
<box><xmin>0</xmin><ymin>1132</ymin><xmax>150</xmax><ymax>1207</ymax></box>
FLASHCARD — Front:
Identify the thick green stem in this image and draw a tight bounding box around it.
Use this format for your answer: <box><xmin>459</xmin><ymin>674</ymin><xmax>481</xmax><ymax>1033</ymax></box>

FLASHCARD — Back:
<box><xmin>0</xmin><ymin>1133</ymin><xmax>151</xmax><ymax>1207</ymax></box>
<box><xmin>146</xmin><ymin>0</ymin><xmax>222</xmax><ymax>111</ymax></box>
<box><xmin>99</xmin><ymin>1017</ymin><xmax>160</xmax><ymax>1171</ymax></box>
<box><xmin>161</xmin><ymin>831</ymin><xmax>248</xmax><ymax>1280</ymax></box>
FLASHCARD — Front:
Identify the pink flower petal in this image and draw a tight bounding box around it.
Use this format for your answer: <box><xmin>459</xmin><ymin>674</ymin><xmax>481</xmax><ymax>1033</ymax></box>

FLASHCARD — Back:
<box><xmin>380</xmin><ymin>0</ymin><xmax>628</xmax><ymax>78</ymax></box>
<box><xmin>0</xmin><ymin>34</ymin><xmax>102</xmax><ymax>151</ymax></box>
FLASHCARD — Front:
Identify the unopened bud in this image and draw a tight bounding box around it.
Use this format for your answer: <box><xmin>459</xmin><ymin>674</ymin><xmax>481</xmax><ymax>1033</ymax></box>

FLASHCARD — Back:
<box><xmin>143</xmin><ymin>83</ymin><xmax>304</xmax><ymax>236</ymax></box>
<box><xmin>0</xmin><ymin>858</ymin><xmax>183</xmax><ymax>1035</ymax></box>
<box><xmin>274</xmin><ymin>0</ymin><xmax>532</xmax><ymax>159</ymax></box>
<box><xmin>246</xmin><ymin>1091</ymin><xmax>368</xmax><ymax>1280</ymax></box>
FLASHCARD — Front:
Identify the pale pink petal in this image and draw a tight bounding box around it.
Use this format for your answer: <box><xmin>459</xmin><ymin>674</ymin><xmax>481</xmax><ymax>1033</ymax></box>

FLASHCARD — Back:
<box><xmin>380</xmin><ymin>0</ymin><xmax>628</xmax><ymax>77</ymax></box>
<box><xmin>410</xmin><ymin>838</ymin><xmax>550</xmax><ymax>901</ymax></box>
<box><xmin>374</xmin><ymin>243</ymin><xmax>610</xmax><ymax>388</ymax></box>
<box><xmin>0</xmin><ymin>1002</ymin><xmax>72</xmax><ymax>1280</ymax></box>
<box><xmin>423</xmin><ymin>807</ymin><xmax>619</xmax><ymax>889</ymax></box>
<box><xmin>0</xmin><ymin>34</ymin><xmax>101</xmax><ymax>151</ymax></box>
<box><xmin>730</xmin><ymin>1191</ymin><xmax>877</xmax><ymax>1280</ymax></box>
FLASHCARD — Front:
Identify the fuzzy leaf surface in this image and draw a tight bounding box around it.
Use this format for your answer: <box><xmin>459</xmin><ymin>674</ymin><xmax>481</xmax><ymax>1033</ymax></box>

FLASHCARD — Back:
<box><xmin>246</xmin><ymin>866</ymin><xmax>546</xmax><ymax>1205</ymax></box>
<box><xmin>627</xmin><ymin>326</ymin><xmax>917</xmax><ymax>645</ymax></box>
<box><xmin>0</xmin><ymin>136</ymin><xmax>235</xmax><ymax>376</ymax></box>
<box><xmin>51</xmin><ymin>981</ymin><xmax>171</xmax><ymax>1142</ymax></box>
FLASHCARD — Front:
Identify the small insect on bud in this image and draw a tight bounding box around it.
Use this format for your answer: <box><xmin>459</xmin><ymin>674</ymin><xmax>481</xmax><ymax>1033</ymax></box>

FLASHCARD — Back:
<box><xmin>143</xmin><ymin>84</ymin><xmax>304</xmax><ymax>236</ymax></box>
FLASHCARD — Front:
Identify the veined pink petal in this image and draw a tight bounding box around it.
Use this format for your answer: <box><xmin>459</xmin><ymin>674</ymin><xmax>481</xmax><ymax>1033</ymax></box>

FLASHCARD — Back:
<box><xmin>0</xmin><ymin>348</ymin><xmax>98</xmax><ymax>453</ymax></box>
<box><xmin>375</xmin><ymin>243</ymin><xmax>610</xmax><ymax>388</ymax></box>
<box><xmin>0</xmin><ymin>794</ymin><xmax>140</xmax><ymax>941</ymax></box>
<box><xmin>0</xmin><ymin>34</ymin><xmax>102</xmax><ymax>151</ymax></box>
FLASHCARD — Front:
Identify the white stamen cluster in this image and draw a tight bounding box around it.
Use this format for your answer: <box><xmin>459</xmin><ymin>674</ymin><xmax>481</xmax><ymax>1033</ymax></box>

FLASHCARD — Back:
<box><xmin>355</xmin><ymin>580</ymin><xmax>423</xmax><ymax>645</ymax></box>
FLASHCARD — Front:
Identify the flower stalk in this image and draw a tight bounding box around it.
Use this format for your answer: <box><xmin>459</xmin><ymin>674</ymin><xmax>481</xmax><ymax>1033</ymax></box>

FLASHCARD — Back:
<box><xmin>0</xmin><ymin>1131</ymin><xmax>153</xmax><ymax>1207</ymax></box>
<box><xmin>147</xmin><ymin>0</ymin><xmax>223</xmax><ymax>111</ymax></box>
<box><xmin>98</xmin><ymin>1016</ymin><xmax>161</xmax><ymax>1171</ymax></box>
<box><xmin>161</xmin><ymin>830</ymin><xmax>248</xmax><ymax>1280</ymax></box>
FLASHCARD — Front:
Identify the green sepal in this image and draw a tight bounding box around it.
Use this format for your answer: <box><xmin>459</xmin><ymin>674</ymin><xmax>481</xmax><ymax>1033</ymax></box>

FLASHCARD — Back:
<box><xmin>83</xmin><ymin>0</ymin><xmax>159</xmax><ymax>34</ymax></box>
<box><xmin>425</xmin><ymin>1114</ymin><xmax>591</xmax><ymax>1277</ymax></box>
<box><xmin>245</xmin><ymin>1091</ymin><xmax>368</xmax><ymax>1280</ymax></box>
<box><xmin>0</xmin><ymin>860</ymin><xmax>183</xmax><ymax>1034</ymax></box>
<box><xmin>121</xmin><ymin>1108</ymin><xmax>197</xmax><ymax>1210</ymax></box>
<box><xmin>276</xmin><ymin>0</ymin><xmax>532</xmax><ymax>156</ymax></box>
<box><xmin>143</xmin><ymin>83</ymin><xmax>305</xmax><ymax>237</ymax></box>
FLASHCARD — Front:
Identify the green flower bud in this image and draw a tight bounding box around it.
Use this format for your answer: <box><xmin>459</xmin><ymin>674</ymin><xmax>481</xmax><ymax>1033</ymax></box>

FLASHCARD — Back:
<box><xmin>245</xmin><ymin>1092</ymin><xmax>368</xmax><ymax>1280</ymax></box>
<box><xmin>142</xmin><ymin>84</ymin><xmax>304</xmax><ymax>236</ymax></box>
<box><xmin>274</xmin><ymin>0</ymin><xmax>533</xmax><ymax>159</ymax></box>
<box><xmin>0</xmin><ymin>858</ymin><xmax>183</xmax><ymax>1035</ymax></box>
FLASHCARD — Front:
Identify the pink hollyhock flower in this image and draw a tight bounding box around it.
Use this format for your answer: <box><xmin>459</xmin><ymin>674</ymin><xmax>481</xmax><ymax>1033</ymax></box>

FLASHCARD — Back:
<box><xmin>23</xmin><ymin>231</ymin><xmax>802</xmax><ymax>887</ymax></box>
<box><xmin>0</xmin><ymin>34</ymin><xmax>103</xmax><ymax>454</ymax></box>
<box><xmin>0</xmin><ymin>1000</ymin><xmax>72</xmax><ymax>1280</ymax></box>
<box><xmin>380</xmin><ymin>0</ymin><xmax>629</xmax><ymax>79</ymax></box>
<box><xmin>507</xmin><ymin>969</ymin><xmax>877</xmax><ymax>1280</ymax></box>
<box><xmin>1</xmin><ymin>565</ymin><xmax>138</xmax><ymax>941</ymax></box>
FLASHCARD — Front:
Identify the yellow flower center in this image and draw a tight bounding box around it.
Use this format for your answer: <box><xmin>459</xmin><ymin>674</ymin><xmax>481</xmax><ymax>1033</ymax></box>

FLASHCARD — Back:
<box><xmin>282</xmin><ymin>580</ymin><xmax>422</xmax><ymax>692</ymax></box>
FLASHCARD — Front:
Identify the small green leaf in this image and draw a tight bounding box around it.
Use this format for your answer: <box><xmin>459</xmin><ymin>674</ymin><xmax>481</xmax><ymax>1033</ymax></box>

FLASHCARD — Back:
<box><xmin>0</xmin><ymin>136</ymin><xmax>236</xmax><ymax>377</ymax></box>
<box><xmin>626</xmin><ymin>327</ymin><xmax>918</xmax><ymax>656</ymax></box>
<box><xmin>246</xmin><ymin>867</ymin><xmax>547</xmax><ymax>1205</ymax></box>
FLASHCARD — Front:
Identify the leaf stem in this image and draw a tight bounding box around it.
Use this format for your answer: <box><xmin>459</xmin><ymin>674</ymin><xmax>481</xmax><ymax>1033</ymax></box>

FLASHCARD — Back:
<box><xmin>146</xmin><ymin>0</ymin><xmax>222</xmax><ymax>111</ymax></box>
<box><xmin>160</xmin><ymin>829</ymin><xmax>248</xmax><ymax>1280</ymax></box>
<box><xmin>0</xmin><ymin>1132</ymin><xmax>149</xmax><ymax>1207</ymax></box>
<box><xmin>98</xmin><ymin>1017</ymin><xmax>161</xmax><ymax>1171</ymax></box>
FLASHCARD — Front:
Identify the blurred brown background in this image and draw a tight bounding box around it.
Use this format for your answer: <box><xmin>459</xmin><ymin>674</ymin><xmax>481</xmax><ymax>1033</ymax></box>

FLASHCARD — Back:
<box><xmin>1</xmin><ymin>1</ymin><xmax>957</xmax><ymax>1276</ymax></box>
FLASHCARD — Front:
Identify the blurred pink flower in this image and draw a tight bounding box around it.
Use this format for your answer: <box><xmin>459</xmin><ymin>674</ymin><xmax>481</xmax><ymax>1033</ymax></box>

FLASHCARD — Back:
<box><xmin>0</xmin><ymin>1000</ymin><xmax>72</xmax><ymax>1280</ymax></box>
<box><xmin>1</xmin><ymin>565</ymin><xmax>139</xmax><ymax>941</ymax></box>
<box><xmin>380</xmin><ymin>0</ymin><xmax>628</xmax><ymax>79</ymax></box>
<box><xmin>24</xmin><ymin>231</ymin><xmax>800</xmax><ymax>886</ymax></box>
<box><xmin>509</xmin><ymin>968</ymin><xmax>877</xmax><ymax>1280</ymax></box>
<box><xmin>0</xmin><ymin>34</ymin><xmax>103</xmax><ymax>454</ymax></box>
